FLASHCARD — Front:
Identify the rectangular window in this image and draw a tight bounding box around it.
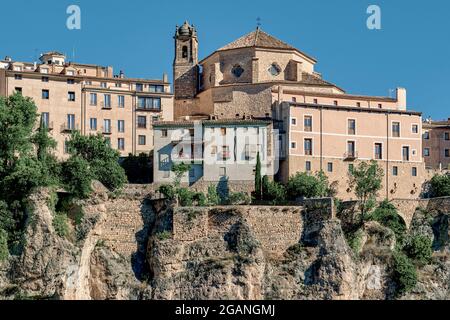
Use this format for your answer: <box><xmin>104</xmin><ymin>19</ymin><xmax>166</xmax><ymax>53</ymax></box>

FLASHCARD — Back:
<box><xmin>347</xmin><ymin>141</ymin><xmax>356</xmax><ymax>157</ymax></box>
<box><xmin>14</xmin><ymin>74</ymin><xmax>22</xmax><ymax>80</ymax></box>
<box><xmin>304</xmin><ymin>116</ymin><xmax>312</xmax><ymax>132</ymax></box>
<box><xmin>412</xmin><ymin>167</ymin><xmax>417</xmax><ymax>177</ymax></box>
<box><xmin>375</xmin><ymin>143</ymin><xmax>383</xmax><ymax>160</ymax></box>
<box><xmin>292</xmin><ymin>97</ymin><xmax>297</xmax><ymax>102</ymax></box>
<box><xmin>313</xmin><ymin>99</ymin><xmax>318</xmax><ymax>104</ymax></box>
<box><xmin>161</xmin><ymin>129</ymin><xmax>168</xmax><ymax>137</ymax></box>
<box><xmin>42</xmin><ymin>89</ymin><xmax>49</xmax><ymax>100</ymax></box>
<box><xmin>327</xmin><ymin>162</ymin><xmax>333</xmax><ymax>173</ymax></box>
<box><xmin>445</xmin><ymin>149</ymin><xmax>450</xmax><ymax>158</ymax></box>
<box><xmin>118</xmin><ymin>138</ymin><xmax>125</xmax><ymax>151</ymax></box>
<box><xmin>115</xmin><ymin>82</ymin><xmax>122</xmax><ymax>88</ymax></box>
<box><xmin>118</xmin><ymin>95</ymin><xmax>125</xmax><ymax>108</ymax></box>
<box><xmin>304</xmin><ymin>139</ymin><xmax>313</xmax><ymax>156</ymax></box>
<box><xmin>136</xmin><ymin>83</ymin><xmax>144</xmax><ymax>92</ymax></box>
<box><xmin>137</xmin><ymin>116</ymin><xmax>147</xmax><ymax>129</ymax></box>
<box><xmin>100</xmin><ymin>82</ymin><xmax>107</xmax><ymax>88</ymax></box>
<box><xmin>42</xmin><ymin>76</ymin><xmax>49</xmax><ymax>82</ymax></box>
<box><xmin>118</xmin><ymin>120</ymin><xmax>125</xmax><ymax>133</ymax></box>
<box><xmin>103</xmin><ymin>119</ymin><xmax>111</xmax><ymax>133</ymax></box>
<box><xmin>67</xmin><ymin>79</ymin><xmax>75</xmax><ymax>84</ymax></box>
<box><xmin>68</xmin><ymin>91</ymin><xmax>76</xmax><ymax>102</ymax></box>
<box><xmin>306</xmin><ymin>161</ymin><xmax>311</xmax><ymax>172</ymax></box>
<box><xmin>90</xmin><ymin>118</ymin><xmax>97</xmax><ymax>131</ymax></box>
<box><xmin>104</xmin><ymin>94</ymin><xmax>111</xmax><ymax>108</ymax></box>
<box><xmin>334</xmin><ymin>100</ymin><xmax>338</xmax><ymax>106</ymax></box>
<box><xmin>291</xmin><ymin>118</ymin><xmax>297</xmax><ymax>126</ymax></box>
<box><xmin>221</xmin><ymin>146</ymin><xmax>230</xmax><ymax>161</ymax></box>
<box><xmin>149</xmin><ymin>85</ymin><xmax>164</xmax><ymax>93</ymax></box>
<box><xmin>137</xmin><ymin>97</ymin><xmax>161</xmax><ymax>110</ymax></box>
<box><xmin>67</xmin><ymin>114</ymin><xmax>75</xmax><ymax>130</ymax></box>
<box><xmin>393</xmin><ymin>166</ymin><xmax>398</xmax><ymax>176</ymax></box>
<box><xmin>392</xmin><ymin>122</ymin><xmax>400</xmax><ymax>137</ymax></box>
<box><xmin>402</xmin><ymin>146</ymin><xmax>410</xmax><ymax>161</ymax></box>
<box><xmin>356</xmin><ymin>102</ymin><xmax>361</xmax><ymax>107</ymax></box>
<box><xmin>348</xmin><ymin>119</ymin><xmax>356</xmax><ymax>135</ymax></box>
<box><xmin>41</xmin><ymin>112</ymin><xmax>50</xmax><ymax>128</ymax></box>
<box><xmin>445</xmin><ymin>132</ymin><xmax>450</xmax><ymax>141</ymax></box>
<box><xmin>424</xmin><ymin>148</ymin><xmax>430</xmax><ymax>157</ymax></box>
<box><xmin>15</xmin><ymin>87</ymin><xmax>22</xmax><ymax>94</ymax></box>
<box><xmin>378</xmin><ymin>104</ymin><xmax>383</xmax><ymax>109</ymax></box>
<box><xmin>291</xmin><ymin>141</ymin><xmax>297</xmax><ymax>149</ymax></box>
<box><xmin>90</xmin><ymin>93</ymin><xmax>97</xmax><ymax>106</ymax></box>
<box><xmin>412</xmin><ymin>124</ymin><xmax>419</xmax><ymax>134</ymax></box>
<box><xmin>423</xmin><ymin>131</ymin><xmax>430</xmax><ymax>140</ymax></box>
<box><xmin>138</xmin><ymin>135</ymin><xmax>146</xmax><ymax>146</ymax></box>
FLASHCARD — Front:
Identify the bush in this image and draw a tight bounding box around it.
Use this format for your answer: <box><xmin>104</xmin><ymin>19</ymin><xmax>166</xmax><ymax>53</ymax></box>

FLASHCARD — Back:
<box><xmin>178</xmin><ymin>188</ymin><xmax>195</xmax><ymax>207</ymax></box>
<box><xmin>207</xmin><ymin>185</ymin><xmax>220</xmax><ymax>206</ymax></box>
<box><xmin>264</xmin><ymin>181</ymin><xmax>287</xmax><ymax>205</ymax></box>
<box><xmin>429</xmin><ymin>174</ymin><xmax>450</xmax><ymax>198</ymax></box>
<box><xmin>61</xmin><ymin>156</ymin><xmax>93</xmax><ymax>199</ymax></box>
<box><xmin>286</xmin><ymin>172</ymin><xmax>328</xmax><ymax>200</ymax></box>
<box><xmin>227</xmin><ymin>192</ymin><xmax>251</xmax><ymax>205</ymax></box>
<box><xmin>158</xmin><ymin>184</ymin><xmax>176</xmax><ymax>200</ymax></box>
<box><xmin>0</xmin><ymin>229</ymin><xmax>8</xmax><ymax>262</ymax></box>
<box><xmin>121</xmin><ymin>153</ymin><xmax>152</xmax><ymax>183</ymax></box>
<box><xmin>368</xmin><ymin>200</ymin><xmax>407</xmax><ymax>245</ymax></box>
<box><xmin>392</xmin><ymin>251</ymin><xmax>417</xmax><ymax>296</ymax></box>
<box><xmin>193</xmin><ymin>192</ymin><xmax>207</xmax><ymax>206</ymax></box>
<box><xmin>155</xmin><ymin>231</ymin><xmax>172</xmax><ymax>241</ymax></box>
<box><xmin>53</xmin><ymin>213</ymin><xmax>69</xmax><ymax>238</ymax></box>
<box><xmin>345</xmin><ymin>229</ymin><xmax>364</xmax><ymax>255</ymax></box>
<box><xmin>404</xmin><ymin>235</ymin><xmax>433</xmax><ymax>265</ymax></box>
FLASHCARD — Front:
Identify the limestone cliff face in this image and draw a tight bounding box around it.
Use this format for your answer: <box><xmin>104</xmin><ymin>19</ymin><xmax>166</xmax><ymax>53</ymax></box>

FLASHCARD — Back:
<box><xmin>0</xmin><ymin>188</ymin><xmax>448</xmax><ymax>300</ymax></box>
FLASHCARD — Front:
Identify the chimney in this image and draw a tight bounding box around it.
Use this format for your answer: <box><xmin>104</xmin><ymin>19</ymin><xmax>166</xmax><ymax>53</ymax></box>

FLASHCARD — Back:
<box><xmin>163</xmin><ymin>72</ymin><xmax>168</xmax><ymax>83</ymax></box>
<box><xmin>119</xmin><ymin>70</ymin><xmax>124</xmax><ymax>78</ymax></box>
<box><xmin>396</xmin><ymin>87</ymin><xmax>407</xmax><ymax>110</ymax></box>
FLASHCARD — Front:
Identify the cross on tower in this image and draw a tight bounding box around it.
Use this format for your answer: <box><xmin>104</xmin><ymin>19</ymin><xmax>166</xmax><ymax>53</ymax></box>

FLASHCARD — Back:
<box><xmin>256</xmin><ymin>17</ymin><xmax>262</xmax><ymax>28</ymax></box>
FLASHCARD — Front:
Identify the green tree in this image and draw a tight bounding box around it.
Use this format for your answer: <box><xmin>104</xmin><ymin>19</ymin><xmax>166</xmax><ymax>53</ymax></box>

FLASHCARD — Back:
<box><xmin>254</xmin><ymin>152</ymin><xmax>262</xmax><ymax>200</ymax></box>
<box><xmin>393</xmin><ymin>251</ymin><xmax>417</xmax><ymax>296</ymax></box>
<box><xmin>66</xmin><ymin>132</ymin><xmax>127</xmax><ymax>191</ymax></box>
<box><xmin>171</xmin><ymin>162</ymin><xmax>191</xmax><ymax>187</ymax></box>
<box><xmin>207</xmin><ymin>184</ymin><xmax>220</xmax><ymax>206</ymax></box>
<box><xmin>262</xmin><ymin>175</ymin><xmax>270</xmax><ymax>201</ymax></box>
<box><xmin>429</xmin><ymin>174</ymin><xmax>450</xmax><ymax>198</ymax></box>
<box><xmin>349</xmin><ymin>161</ymin><xmax>384</xmax><ymax>218</ymax></box>
<box><xmin>368</xmin><ymin>200</ymin><xmax>407</xmax><ymax>245</ymax></box>
<box><xmin>0</xmin><ymin>229</ymin><xmax>8</xmax><ymax>262</ymax></box>
<box><xmin>286</xmin><ymin>172</ymin><xmax>329</xmax><ymax>200</ymax></box>
<box><xmin>404</xmin><ymin>235</ymin><xmax>433</xmax><ymax>265</ymax></box>
<box><xmin>61</xmin><ymin>156</ymin><xmax>94</xmax><ymax>199</ymax></box>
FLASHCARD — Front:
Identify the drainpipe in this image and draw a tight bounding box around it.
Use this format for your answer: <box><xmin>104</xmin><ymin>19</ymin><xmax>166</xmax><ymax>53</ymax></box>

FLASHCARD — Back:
<box><xmin>320</xmin><ymin>106</ymin><xmax>323</xmax><ymax>171</ymax></box>
<box><xmin>386</xmin><ymin>112</ymin><xmax>390</xmax><ymax>200</ymax></box>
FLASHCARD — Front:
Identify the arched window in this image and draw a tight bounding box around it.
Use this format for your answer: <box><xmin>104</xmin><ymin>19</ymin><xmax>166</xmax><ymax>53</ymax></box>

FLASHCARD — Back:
<box><xmin>268</xmin><ymin>63</ymin><xmax>281</xmax><ymax>76</ymax></box>
<box><xmin>182</xmin><ymin>46</ymin><xmax>188</xmax><ymax>58</ymax></box>
<box><xmin>231</xmin><ymin>65</ymin><xmax>244</xmax><ymax>78</ymax></box>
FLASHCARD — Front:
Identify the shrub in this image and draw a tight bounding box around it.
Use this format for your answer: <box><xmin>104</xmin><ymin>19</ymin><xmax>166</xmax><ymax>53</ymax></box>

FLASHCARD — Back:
<box><xmin>345</xmin><ymin>229</ymin><xmax>364</xmax><ymax>255</ymax></box>
<box><xmin>286</xmin><ymin>172</ymin><xmax>328</xmax><ymax>200</ymax></box>
<box><xmin>53</xmin><ymin>213</ymin><xmax>69</xmax><ymax>238</ymax></box>
<box><xmin>254</xmin><ymin>153</ymin><xmax>262</xmax><ymax>200</ymax></box>
<box><xmin>0</xmin><ymin>229</ymin><xmax>8</xmax><ymax>262</ymax></box>
<box><xmin>368</xmin><ymin>200</ymin><xmax>407</xmax><ymax>245</ymax></box>
<box><xmin>404</xmin><ymin>235</ymin><xmax>433</xmax><ymax>265</ymax></box>
<box><xmin>158</xmin><ymin>184</ymin><xmax>176</xmax><ymax>200</ymax></box>
<box><xmin>392</xmin><ymin>251</ymin><xmax>417</xmax><ymax>296</ymax></box>
<box><xmin>178</xmin><ymin>188</ymin><xmax>195</xmax><ymax>207</ymax></box>
<box><xmin>207</xmin><ymin>184</ymin><xmax>220</xmax><ymax>206</ymax></box>
<box><xmin>155</xmin><ymin>231</ymin><xmax>172</xmax><ymax>241</ymax></box>
<box><xmin>61</xmin><ymin>156</ymin><xmax>93</xmax><ymax>199</ymax></box>
<box><xmin>429</xmin><ymin>174</ymin><xmax>450</xmax><ymax>198</ymax></box>
<box><xmin>193</xmin><ymin>192</ymin><xmax>207</xmax><ymax>206</ymax></box>
<box><xmin>262</xmin><ymin>175</ymin><xmax>270</xmax><ymax>201</ymax></box>
<box><xmin>227</xmin><ymin>192</ymin><xmax>251</xmax><ymax>205</ymax></box>
<box><xmin>121</xmin><ymin>153</ymin><xmax>152</xmax><ymax>183</ymax></box>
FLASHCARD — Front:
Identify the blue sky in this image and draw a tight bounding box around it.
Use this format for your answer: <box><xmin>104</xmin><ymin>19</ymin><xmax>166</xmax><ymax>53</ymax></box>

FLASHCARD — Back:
<box><xmin>1</xmin><ymin>0</ymin><xmax>449</xmax><ymax>119</ymax></box>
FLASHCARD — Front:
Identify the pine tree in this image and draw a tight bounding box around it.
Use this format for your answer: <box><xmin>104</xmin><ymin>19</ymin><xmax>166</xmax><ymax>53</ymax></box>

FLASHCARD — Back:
<box><xmin>255</xmin><ymin>152</ymin><xmax>262</xmax><ymax>200</ymax></box>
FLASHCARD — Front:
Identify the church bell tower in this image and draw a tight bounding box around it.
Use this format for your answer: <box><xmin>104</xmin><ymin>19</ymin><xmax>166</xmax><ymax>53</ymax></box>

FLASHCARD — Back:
<box><xmin>173</xmin><ymin>21</ymin><xmax>199</xmax><ymax>101</ymax></box>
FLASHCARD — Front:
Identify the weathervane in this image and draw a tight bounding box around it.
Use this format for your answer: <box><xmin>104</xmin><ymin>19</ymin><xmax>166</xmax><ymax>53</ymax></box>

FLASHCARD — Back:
<box><xmin>256</xmin><ymin>17</ymin><xmax>262</xmax><ymax>28</ymax></box>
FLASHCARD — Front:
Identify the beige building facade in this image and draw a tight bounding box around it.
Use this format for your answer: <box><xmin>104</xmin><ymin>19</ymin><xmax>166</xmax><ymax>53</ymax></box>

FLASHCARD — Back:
<box><xmin>0</xmin><ymin>52</ymin><xmax>174</xmax><ymax>158</ymax></box>
<box><xmin>168</xmin><ymin>22</ymin><xmax>426</xmax><ymax>200</ymax></box>
<box><xmin>423</xmin><ymin>119</ymin><xmax>450</xmax><ymax>170</ymax></box>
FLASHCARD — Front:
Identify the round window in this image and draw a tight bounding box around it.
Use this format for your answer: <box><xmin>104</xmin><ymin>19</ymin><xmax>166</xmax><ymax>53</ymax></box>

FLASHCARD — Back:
<box><xmin>268</xmin><ymin>63</ymin><xmax>281</xmax><ymax>76</ymax></box>
<box><xmin>231</xmin><ymin>65</ymin><xmax>244</xmax><ymax>78</ymax></box>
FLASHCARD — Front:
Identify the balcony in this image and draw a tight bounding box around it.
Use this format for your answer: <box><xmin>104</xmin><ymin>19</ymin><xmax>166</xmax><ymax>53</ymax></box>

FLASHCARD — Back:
<box><xmin>60</xmin><ymin>123</ymin><xmax>79</xmax><ymax>133</ymax></box>
<box><xmin>40</xmin><ymin>121</ymin><xmax>54</xmax><ymax>131</ymax></box>
<box><xmin>102</xmin><ymin>126</ymin><xmax>112</xmax><ymax>135</ymax></box>
<box><xmin>136</xmin><ymin>106</ymin><xmax>162</xmax><ymax>112</ymax></box>
<box><xmin>101</xmin><ymin>102</ymin><xmax>112</xmax><ymax>110</ymax></box>
<box><xmin>344</xmin><ymin>151</ymin><xmax>358</xmax><ymax>161</ymax></box>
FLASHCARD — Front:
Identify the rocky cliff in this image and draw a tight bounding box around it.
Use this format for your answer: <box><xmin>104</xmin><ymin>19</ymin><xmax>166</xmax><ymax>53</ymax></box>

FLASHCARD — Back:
<box><xmin>0</xmin><ymin>186</ymin><xmax>448</xmax><ymax>300</ymax></box>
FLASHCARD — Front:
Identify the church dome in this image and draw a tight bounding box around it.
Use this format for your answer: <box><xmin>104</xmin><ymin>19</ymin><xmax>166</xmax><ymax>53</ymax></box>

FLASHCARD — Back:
<box><xmin>179</xmin><ymin>21</ymin><xmax>191</xmax><ymax>36</ymax></box>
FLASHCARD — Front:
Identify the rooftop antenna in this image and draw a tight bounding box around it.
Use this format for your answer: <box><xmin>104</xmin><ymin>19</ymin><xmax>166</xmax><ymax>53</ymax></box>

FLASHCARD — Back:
<box><xmin>256</xmin><ymin>17</ymin><xmax>262</xmax><ymax>29</ymax></box>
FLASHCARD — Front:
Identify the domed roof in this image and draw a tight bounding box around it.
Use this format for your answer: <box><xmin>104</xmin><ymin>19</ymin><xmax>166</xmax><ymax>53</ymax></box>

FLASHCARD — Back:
<box><xmin>178</xmin><ymin>21</ymin><xmax>192</xmax><ymax>36</ymax></box>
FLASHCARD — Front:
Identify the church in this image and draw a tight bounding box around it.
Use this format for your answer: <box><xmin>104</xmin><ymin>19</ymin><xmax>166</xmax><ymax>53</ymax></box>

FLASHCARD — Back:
<box><xmin>154</xmin><ymin>21</ymin><xmax>425</xmax><ymax>200</ymax></box>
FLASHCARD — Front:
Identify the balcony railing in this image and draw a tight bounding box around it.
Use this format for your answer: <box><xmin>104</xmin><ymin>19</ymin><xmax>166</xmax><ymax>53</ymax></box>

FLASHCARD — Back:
<box><xmin>344</xmin><ymin>151</ymin><xmax>358</xmax><ymax>160</ymax></box>
<box><xmin>101</xmin><ymin>101</ymin><xmax>112</xmax><ymax>110</ymax></box>
<box><xmin>60</xmin><ymin>123</ymin><xmax>79</xmax><ymax>133</ymax></box>
<box><xmin>102</xmin><ymin>126</ymin><xmax>112</xmax><ymax>135</ymax></box>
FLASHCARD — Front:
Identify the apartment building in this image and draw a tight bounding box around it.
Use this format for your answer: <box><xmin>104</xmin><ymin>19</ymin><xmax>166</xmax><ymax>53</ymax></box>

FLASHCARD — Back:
<box><xmin>0</xmin><ymin>52</ymin><xmax>174</xmax><ymax>158</ymax></box>
<box><xmin>423</xmin><ymin>118</ymin><xmax>450</xmax><ymax>170</ymax></box>
<box><xmin>165</xmin><ymin>21</ymin><xmax>426</xmax><ymax>199</ymax></box>
<box><xmin>153</xmin><ymin>118</ymin><xmax>276</xmax><ymax>189</ymax></box>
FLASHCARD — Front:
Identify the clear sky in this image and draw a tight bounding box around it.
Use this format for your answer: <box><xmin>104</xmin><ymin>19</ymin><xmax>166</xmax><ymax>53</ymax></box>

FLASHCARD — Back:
<box><xmin>1</xmin><ymin>0</ymin><xmax>449</xmax><ymax>119</ymax></box>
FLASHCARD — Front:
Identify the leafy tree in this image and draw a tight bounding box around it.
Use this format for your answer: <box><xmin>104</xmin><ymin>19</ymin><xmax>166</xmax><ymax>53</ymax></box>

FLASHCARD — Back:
<box><xmin>121</xmin><ymin>153</ymin><xmax>152</xmax><ymax>183</ymax></box>
<box><xmin>262</xmin><ymin>179</ymin><xmax>287</xmax><ymax>205</ymax></box>
<box><xmin>349</xmin><ymin>161</ymin><xmax>384</xmax><ymax>217</ymax></box>
<box><xmin>177</xmin><ymin>188</ymin><xmax>195</xmax><ymax>207</ymax></box>
<box><xmin>227</xmin><ymin>192</ymin><xmax>251</xmax><ymax>205</ymax></box>
<box><xmin>61</xmin><ymin>156</ymin><xmax>93</xmax><ymax>199</ymax></box>
<box><xmin>429</xmin><ymin>174</ymin><xmax>450</xmax><ymax>198</ymax></box>
<box><xmin>262</xmin><ymin>175</ymin><xmax>270</xmax><ymax>201</ymax></box>
<box><xmin>404</xmin><ymin>235</ymin><xmax>433</xmax><ymax>265</ymax></box>
<box><xmin>158</xmin><ymin>184</ymin><xmax>176</xmax><ymax>200</ymax></box>
<box><xmin>254</xmin><ymin>152</ymin><xmax>262</xmax><ymax>200</ymax></box>
<box><xmin>286</xmin><ymin>172</ymin><xmax>329</xmax><ymax>200</ymax></box>
<box><xmin>66</xmin><ymin>132</ymin><xmax>127</xmax><ymax>191</ymax></box>
<box><xmin>0</xmin><ymin>229</ymin><xmax>8</xmax><ymax>262</ymax></box>
<box><xmin>392</xmin><ymin>251</ymin><xmax>417</xmax><ymax>296</ymax></box>
<box><xmin>207</xmin><ymin>184</ymin><xmax>220</xmax><ymax>206</ymax></box>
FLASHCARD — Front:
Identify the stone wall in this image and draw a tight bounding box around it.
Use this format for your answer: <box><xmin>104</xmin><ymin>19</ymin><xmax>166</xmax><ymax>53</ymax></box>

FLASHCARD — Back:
<box><xmin>171</xmin><ymin>203</ymin><xmax>338</xmax><ymax>258</ymax></box>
